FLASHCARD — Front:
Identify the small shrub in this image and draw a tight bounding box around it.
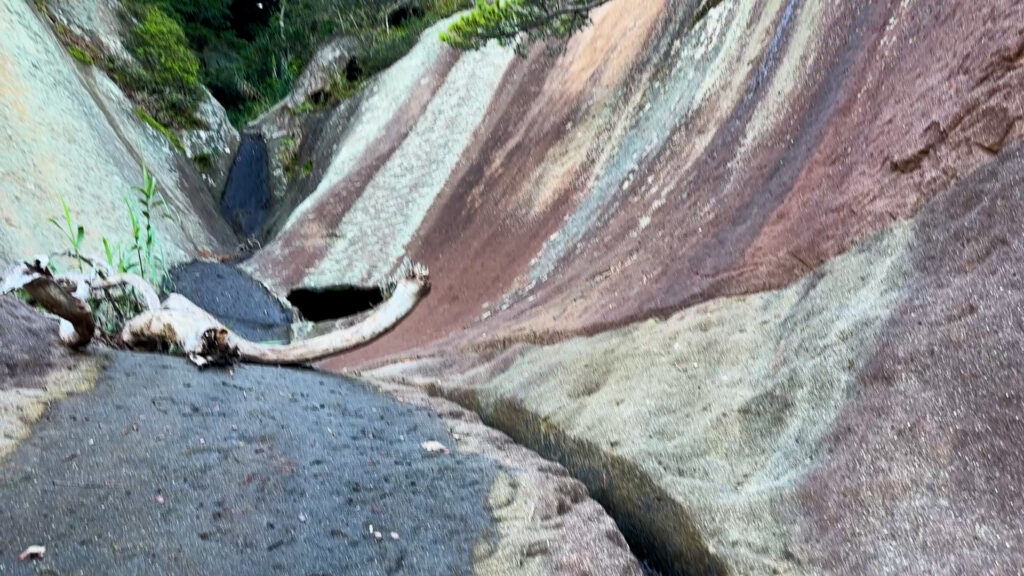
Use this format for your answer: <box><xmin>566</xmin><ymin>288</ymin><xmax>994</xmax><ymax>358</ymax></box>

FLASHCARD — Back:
<box><xmin>192</xmin><ymin>152</ymin><xmax>215</xmax><ymax>171</ymax></box>
<box><xmin>40</xmin><ymin>166</ymin><xmax>173</xmax><ymax>336</ymax></box>
<box><xmin>127</xmin><ymin>4</ymin><xmax>203</xmax><ymax>127</ymax></box>
<box><xmin>441</xmin><ymin>0</ymin><xmax>600</xmax><ymax>55</ymax></box>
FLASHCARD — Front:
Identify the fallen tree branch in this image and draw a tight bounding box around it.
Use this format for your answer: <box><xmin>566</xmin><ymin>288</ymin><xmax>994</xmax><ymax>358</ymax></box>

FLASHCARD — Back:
<box><xmin>1</xmin><ymin>258</ymin><xmax>95</xmax><ymax>349</ymax></box>
<box><xmin>123</xmin><ymin>272</ymin><xmax>430</xmax><ymax>366</ymax></box>
<box><xmin>236</xmin><ymin>274</ymin><xmax>428</xmax><ymax>364</ymax></box>
<box><xmin>5</xmin><ymin>256</ymin><xmax>430</xmax><ymax>367</ymax></box>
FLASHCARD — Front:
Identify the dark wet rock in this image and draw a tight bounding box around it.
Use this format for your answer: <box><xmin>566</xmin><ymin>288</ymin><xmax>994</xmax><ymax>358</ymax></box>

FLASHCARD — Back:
<box><xmin>0</xmin><ymin>295</ymin><xmax>77</xmax><ymax>391</ymax></box>
<box><xmin>0</xmin><ymin>352</ymin><xmax>498</xmax><ymax>575</ymax></box>
<box><xmin>221</xmin><ymin>133</ymin><xmax>272</xmax><ymax>239</ymax></box>
<box><xmin>168</xmin><ymin>261</ymin><xmax>292</xmax><ymax>343</ymax></box>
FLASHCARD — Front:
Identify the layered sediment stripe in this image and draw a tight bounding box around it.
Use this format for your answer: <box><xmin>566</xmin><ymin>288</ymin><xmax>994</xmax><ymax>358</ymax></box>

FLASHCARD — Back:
<box><xmin>498</xmin><ymin>0</ymin><xmax>852</xmax><ymax>334</ymax></box>
<box><xmin>280</xmin><ymin>19</ymin><xmax>461</xmax><ymax>232</ymax></box>
<box><xmin>511</xmin><ymin>0</ymin><xmax>742</xmax><ymax>307</ymax></box>
<box><xmin>312</xmin><ymin>0</ymin><xmax>1023</xmax><ymax>371</ymax></box>
<box><xmin>320</xmin><ymin>0</ymin><xmax>672</xmax><ymax>366</ymax></box>
<box><xmin>800</xmin><ymin>140</ymin><xmax>1024</xmax><ymax>573</ymax></box>
<box><xmin>244</xmin><ymin>20</ymin><xmax>462</xmax><ymax>292</ymax></box>
<box><xmin>469</xmin><ymin>0</ymin><xmax>1024</xmax><ymax>344</ymax></box>
<box><xmin>301</xmin><ymin>43</ymin><xmax>516</xmax><ymax>289</ymax></box>
<box><xmin>381</xmin><ymin>218</ymin><xmax>913</xmax><ymax>574</ymax></box>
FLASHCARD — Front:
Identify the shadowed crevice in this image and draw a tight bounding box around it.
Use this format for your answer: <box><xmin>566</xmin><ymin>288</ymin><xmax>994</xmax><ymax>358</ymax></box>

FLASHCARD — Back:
<box><xmin>451</xmin><ymin>393</ymin><xmax>728</xmax><ymax>576</ymax></box>
<box><xmin>287</xmin><ymin>285</ymin><xmax>385</xmax><ymax>322</ymax></box>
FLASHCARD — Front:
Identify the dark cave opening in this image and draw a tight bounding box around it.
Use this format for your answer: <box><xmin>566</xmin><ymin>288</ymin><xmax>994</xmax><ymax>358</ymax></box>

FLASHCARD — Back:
<box><xmin>386</xmin><ymin>5</ymin><xmax>425</xmax><ymax>29</ymax></box>
<box><xmin>344</xmin><ymin>57</ymin><xmax>364</xmax><ymax>83</ymax></box>
<box><xmin>287</xmin><ymin>285</ymin><xmax>385</xmax><ymax>323</ymax></box>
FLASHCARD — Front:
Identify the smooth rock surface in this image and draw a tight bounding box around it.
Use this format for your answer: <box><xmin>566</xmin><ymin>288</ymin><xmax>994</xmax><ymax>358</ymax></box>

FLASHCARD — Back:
<box><xmin>243</xmin><ymin>0</ymin><xmax>1024</xmax><ymax>573</ymax></box>
<box><xmin>167</xmin><ymin>261</ymin><xmax>293</xmax><ymax>343</ymax></box>
<box><xmin>0</xmin><ymin>0</ymin><xmax>235</xmax><ymax>264</ymax></box>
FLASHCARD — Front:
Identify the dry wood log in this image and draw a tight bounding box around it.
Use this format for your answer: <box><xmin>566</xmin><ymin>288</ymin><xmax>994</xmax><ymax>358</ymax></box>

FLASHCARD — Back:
<box><xmin>123</xmin><ymin>272</ymin><xmax>430</xmax><ymax>366</ymax></box>
<box><xmin>1</xmin><ymin>258</ymin><xmax>95</xmax><ymax>349</ymax></box>
<box><xmin>91</xmin><ymin>274</ymin><xmax>161</xmax><ymax>312</ymax></box>
<box><xmin>4</xmin><ymin>256</ymin><xmax>430</xmax><ymax>367</ymax></box>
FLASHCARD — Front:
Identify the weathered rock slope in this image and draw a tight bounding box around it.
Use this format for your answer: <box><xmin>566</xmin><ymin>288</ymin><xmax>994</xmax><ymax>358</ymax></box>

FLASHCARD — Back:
<box><xmin>248</xmin><ymin>0</ymin><xmax>1024</xmax><ymax>573</ymax></box>
<box><xmin>0</xmin><ymin>0</ymin><xmax>236</xmax><ymax>264</ymax></box>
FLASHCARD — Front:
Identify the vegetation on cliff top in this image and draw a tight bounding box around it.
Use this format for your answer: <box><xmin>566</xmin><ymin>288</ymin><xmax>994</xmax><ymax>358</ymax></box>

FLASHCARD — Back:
<box><xmin>120</xmin><ymin>4</ymin><xmax>205</xmax><ymax>127</ymax></box>
<box><xmin>40</xmin><ymin>0</ymin><xmax>610</xmax><ymax>128</ymax></box>
<box><xmin>440</xmin><ymin>0</ymin><xmax>610</xmax><ymax>55</ymax></box>
<box><xmin>129</xmin><ymin>0</ymin><xmax>470</xmax><ymax>126</ymax></box>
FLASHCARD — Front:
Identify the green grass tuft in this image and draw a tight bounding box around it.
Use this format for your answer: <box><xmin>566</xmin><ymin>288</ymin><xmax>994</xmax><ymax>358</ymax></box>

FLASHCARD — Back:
<box><xmin>67</xmin><ymin>45</ymin><xmax>95</xmax><ymax>65</ymax></box>
<box><xmin>134</xmin><ymin>107</ymin><xmax>185</xmax><ymax>152</ymax></box>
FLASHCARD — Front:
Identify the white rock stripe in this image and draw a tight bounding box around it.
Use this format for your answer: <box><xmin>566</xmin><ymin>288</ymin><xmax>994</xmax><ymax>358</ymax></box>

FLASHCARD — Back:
<box><xmin>305</xmin><ymin>41</ymin><xmax>515</xmax><ymax>288</ymax></box>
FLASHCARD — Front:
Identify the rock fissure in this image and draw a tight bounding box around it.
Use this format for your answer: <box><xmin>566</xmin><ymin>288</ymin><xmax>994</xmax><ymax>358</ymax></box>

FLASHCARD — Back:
<box><xmin>455</xmin><ymin>393</ymin><xmax>727</xmax><ymax>576</ymax></box>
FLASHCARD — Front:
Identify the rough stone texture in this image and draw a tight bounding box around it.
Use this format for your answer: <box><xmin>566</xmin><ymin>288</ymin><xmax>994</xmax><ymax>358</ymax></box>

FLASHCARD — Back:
<box><xmin>245</xmin><ymin>36</ymin><xmax>363</xmax><ymax>233</ymax></box>
<box><xmin>0</xmin><ymin>295</ymin><xmax>102</xmax><ymax>461</ymax></box>
<box><xmin>245</xmin><ymin>0</ymin><xmax>1024</xmax><ymax>573</ymax></box>
<box><xmin>365</xmin><ymin>375</ymin><xmax>643</xmax><ymax>576</ymax></box>
<box><xmin>254</xmin><ymin>0</ymin><xmax>1024</xmax><ymax>359</ymax></box>
<box><xmin>182</xmin><ymin>88</ymin><xmax>241</xmax><ymax>195</ymax></box>
<box><xmin>800</xmin><ymin>140</ymin><xmax>1024</xmax><ymax>574</ymax></box>
<box><xmin>245</xmin><ymin>16</ymin><xmax>466</xmax><ymax>290</ymax></box>
<box><xmin>44</xmin><ymin>0</ymin><xmax>133</xmax><ymax>62</ymax></box>
<box><xmin>0</xmin><ymin>352</ymin><xmax>500</xmax><ymax>576</ymax></box>
<box><xmin>0</xmin><ymin>0</ymin><xmax>235</xmax><ymax>264</ymax></box>
<box><xmin>167</xmin><ymin>261</ymin><xmax>293</xmax><ymax>343</ymax></box>
<box><xmin>284</xmin><ymin>35</ymin><xmax>361</xmax><ymax>111</ymax></box>
<box><xmin>44</xmin><ymin>0</ymin><xmax>240</xmax><ymax>194</ymax></box>
<box><xmin>366</xmin><ymin>221</ymin><xmax>913</xmax><ymax>575</ymax></box>
<box><xmin>0</xmin><ymin>295</ymin><xmax>74</xmax><ymax>391</ymax></box>
<box><xmin>0</xmin><ymin>340</ymin><xmax>641</xmax><ymax>576</ymax></box>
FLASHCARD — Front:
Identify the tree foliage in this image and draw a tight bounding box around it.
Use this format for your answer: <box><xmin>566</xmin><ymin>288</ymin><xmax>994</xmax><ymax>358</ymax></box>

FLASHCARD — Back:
<box><xmin>125</xmin><ymin>0</ymin><xmax>470</xmax><ymax>126</ymax></box>
<box><xmin>129</xmin><ymin>5</ymin><xmax>204</xmax><ymax>121</ymax></box>
<box><xmin>440</xmin><ymin>0</ymin><xmax>610</xmax><ymax>55</ymax></box>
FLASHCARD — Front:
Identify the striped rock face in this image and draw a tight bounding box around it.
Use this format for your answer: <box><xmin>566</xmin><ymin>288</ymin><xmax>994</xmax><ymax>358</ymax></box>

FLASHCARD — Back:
<box><xmin>249</xmin><ymin>1</ymin><xmax>1024</xmax><ymax>573</ymax></box>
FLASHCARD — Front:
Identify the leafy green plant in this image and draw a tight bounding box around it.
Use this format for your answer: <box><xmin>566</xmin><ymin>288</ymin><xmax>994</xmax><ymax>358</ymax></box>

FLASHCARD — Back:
<box><xmin>441</xmin><ymin>0</ymin><xmax>607</xmax><ymax>55</ymax></box>
<box><xmin>126</xmin><ymin>4</ymin><xmax>204</xmax><ymax>127</ymax></box>
<box><xmin>125</xmin><ymin>0</ymin><xmax>471</xmax><ymax>126</ymax></box>
<box><xmin>124</xmin><ymin>164</ymin><xmax>172</xmax><ymax>286</ymax></box>
<box><xmin>102</xmin><ymin>237</ymin><xmax>133</xmax><ymax>274</ymax></box>
<box><xmin>48</xmin><ymin>196</ymin><xmax>86</xmax><ymax>271</ymax></box>
<box><xmin>40</xmin><ymin>166</ymin><xmax>175</xmax><ymax>336</ymax></box>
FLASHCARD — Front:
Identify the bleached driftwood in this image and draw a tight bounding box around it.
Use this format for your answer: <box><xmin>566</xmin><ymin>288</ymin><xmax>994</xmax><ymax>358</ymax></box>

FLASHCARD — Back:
<box><xmin>3</xmin><ymin>257</ymin><xmax>430</xmax><ymax>367</ymax></box>
<box><xmin>1</xmin><ymin>258</ymin><xmax>96</xmax><ymax>349</ymax></box>
<box><xmin>123</xmin><ymin>271</ymin><xmax>429</xmax><ymax>366</ymax></box>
